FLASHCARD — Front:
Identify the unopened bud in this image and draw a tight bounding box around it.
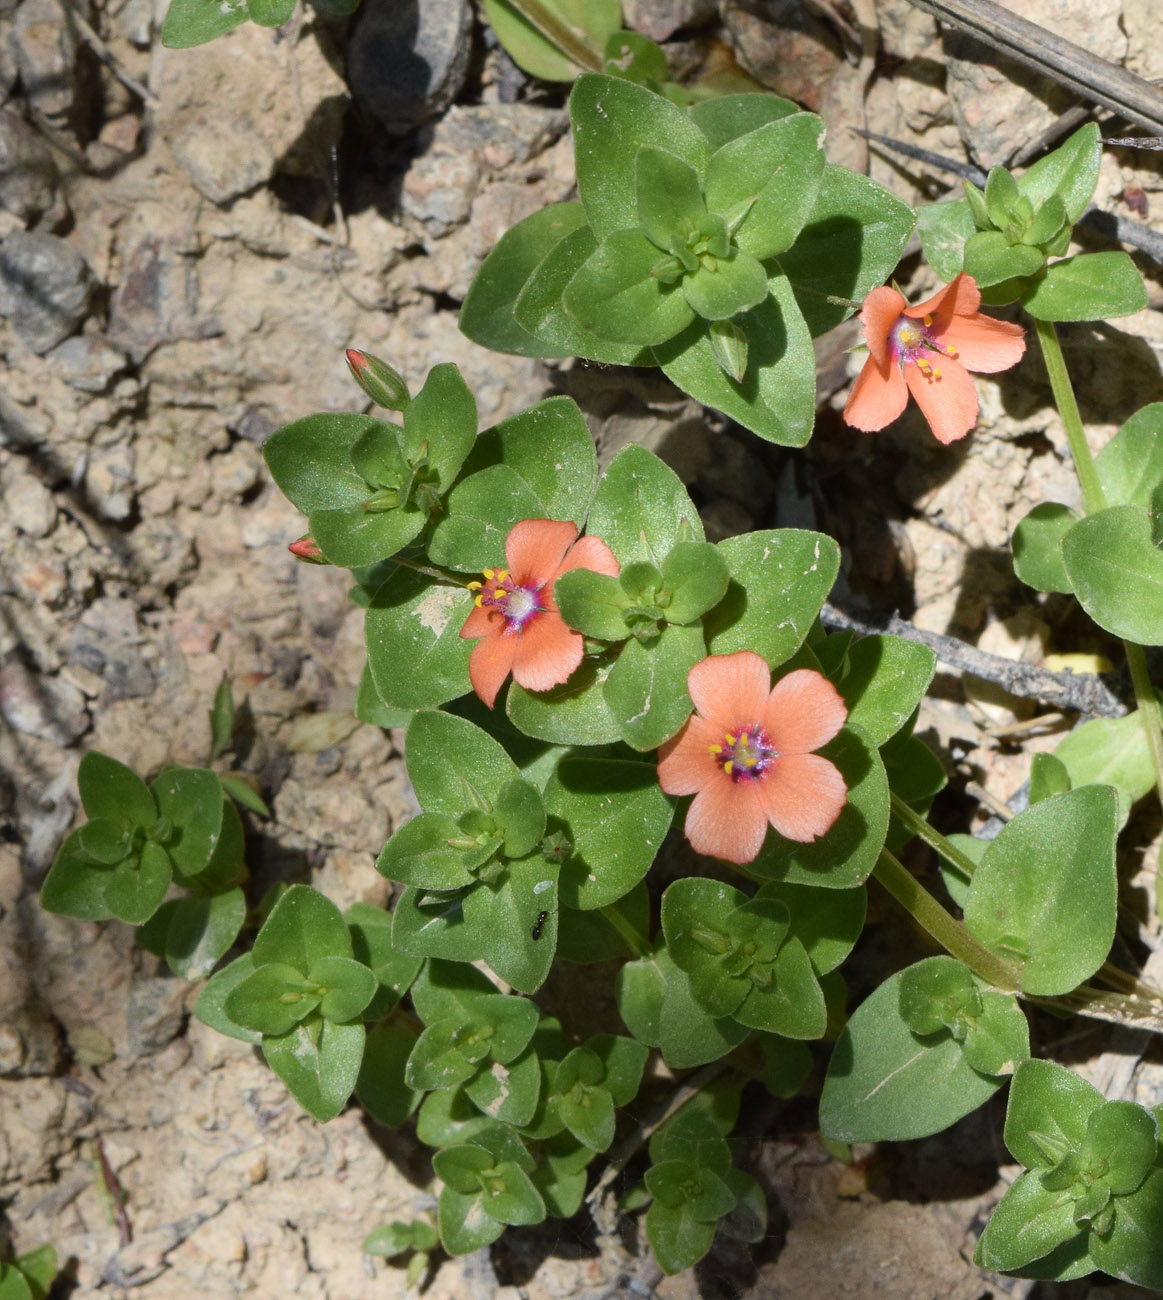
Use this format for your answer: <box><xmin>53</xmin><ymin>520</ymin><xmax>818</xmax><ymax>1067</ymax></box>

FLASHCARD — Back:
<box><xmin>288</xmin><ymin>535</ymin><xmax>328</xmax><ymax>564</ymax></box>
<box><xmin>708</xmin><ymin>319</ymin><xmax>748</xmax><ymax>383</ymax></box>
<box><xmin>345</xmin><ymin>349</ymin><xmax>410</xmax><ymax>411</ymax></box>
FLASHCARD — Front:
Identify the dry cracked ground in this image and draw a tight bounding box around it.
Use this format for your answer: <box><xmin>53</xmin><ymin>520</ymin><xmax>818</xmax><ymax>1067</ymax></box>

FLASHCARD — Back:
<box><xmin>3</xmin><ymin>0</ymin><xmax>1163</xmax><ymax>1297</ymax></box>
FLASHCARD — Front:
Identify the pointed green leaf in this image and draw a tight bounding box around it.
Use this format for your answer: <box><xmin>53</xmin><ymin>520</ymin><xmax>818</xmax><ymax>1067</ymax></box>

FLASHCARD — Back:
<box><xmin>263</xmin><ymin>1017</ymin><xmax>365</xmax><ymax>1121</ymax></box>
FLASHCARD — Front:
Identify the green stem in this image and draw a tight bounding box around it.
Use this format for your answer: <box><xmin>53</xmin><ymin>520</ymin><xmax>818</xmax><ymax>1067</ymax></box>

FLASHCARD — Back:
<box><xmin>1034</xmin><ymin>318</ymin><xmax>1163</xmax><ymax>831</ymax></box>
<box><xmin>1034</xmin><ymin>316</ymin><xmax>1106</xmax><ymax>515</ymax></box>
<box><xmin>871</xmin><ymin>848</ymin><xmax>1021</xmax><ymax>990</ymax></box>
<box><xmin>504</xmin><ymin>0</ymin><xmax>605</xmax><ymax>72</ymax></box>
<box><xmin>389</xmin><ymin>553</ymin><xmax>467</xmax><ymax>586</ymax></box>
<box><xmin>889</xmin><ymin>793</ymin><xmax>980</xmax><ymax>883</ymax></box>
<box><xmin>600</xmin><ymin>902</ymin><xmax>650</xmax><ymax>958</ymax></box>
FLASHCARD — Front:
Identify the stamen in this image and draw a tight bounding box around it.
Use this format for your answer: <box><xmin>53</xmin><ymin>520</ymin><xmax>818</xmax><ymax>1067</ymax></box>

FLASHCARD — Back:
<box><xmin>708</xmin><ymin>743</ymin><xmax>722</xmax><ymax>755</ymax></box>
<box><xmin>946</xmin><ymin>344</ymin><xmax>957</xmax><ymax>355</ymax></box>
<box><xmin>467</xmin><ymin>580</ymin><xmax>482</xmax><ymax>591</ymax></box>
<box><xmin>724</xmin><ymin>760</ymin><xmax>734</xmax><ymax>775</ymax></box>
<box><xmin>482</xmin><ymin>568</ymin><xmax>495</xmax><ymax>579</ymax></box>
<box><xmin>923</xmin><ymin>314</ymin><xmax>933</xmax><ymax>326</ymax></box>
<box><xmin>931</xmin><ymin>368</ymin><xmax>941</xmax><ymax>379</ymax></box>
<box><xmin>711</xmin><ymin>725</ymin><xmax>775</xmax><ymax>783</ymax></box>
<box><xmin>725</xmin><ymin>732</ymin><xmax>736</xmax><ymax>745</ymax></box>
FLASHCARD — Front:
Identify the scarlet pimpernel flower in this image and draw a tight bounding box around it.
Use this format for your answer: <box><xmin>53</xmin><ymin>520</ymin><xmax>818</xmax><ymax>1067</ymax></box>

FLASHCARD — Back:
<box><xmin>657</xmin><ymin>651</ymin><xmax>848</xmax><ymax>866</ymax></box>
<box><xmin>843</xmin><ymin>272</ymin><xmax>1025</xmax><ymax>445</ymax></box>
<box><xmin>460</xmin><ymin>518</ymin><xmax>619</xmax><ymax>709</ymax></box>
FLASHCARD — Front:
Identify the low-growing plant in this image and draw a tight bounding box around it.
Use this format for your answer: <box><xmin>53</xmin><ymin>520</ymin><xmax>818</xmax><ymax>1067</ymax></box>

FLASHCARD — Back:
<box><xmin>45</xmin><ymin>21</ymin><xmax>1163</xmax><ymax>1295</ymax></box>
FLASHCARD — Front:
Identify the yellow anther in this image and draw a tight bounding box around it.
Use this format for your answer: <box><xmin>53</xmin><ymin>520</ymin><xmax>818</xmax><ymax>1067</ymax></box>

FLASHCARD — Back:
<box><xmin>946</xmin><ymin>344</ymin><xmax>957</xmax><ymax>355</ymax></box>
<box><xmin>917</xmin><ymin>360</ymin><xmax>931</xmax><ymax>374</ymax></box>
<box><xmin>931</xmin><ymin>368</ymin><xmax>941</xmax><ymax>379</ymax></box>
<box><xmin>483</xmin><ymin>568</ymin><xmax>495</xmax><ymax>579</ymax></box>
<box><xmin>923</xmin><ymin>314</ymin><xmax>933</xmax><ymax>326</ymax></box>
<box><xmin>708</xmin><ymin>743</ymin><xmax>723</xmax><ymax>755</ymax></box>
<box><xmin>725</xmin><ymin>733</ymin><xmax>737</xmax><ymax>745</ymax></box>
<box><xmin>467</xmin><ymin>580</ymin><xmax>482</xmax><ymax>590</ymax></box>
<box><xmin>744</xmin><ymin>755</ymin><xmax>758</xmax><ymax>767</ymax></box>
<box><xmin>497</xmin><ymin>569</ymin><xmax>509</xmax><ymax>582</ymax></box>
<box><xmin>495</xmin><ymin>588</ymin><xmax>508</xmax><ymax>598</ymax></box>
<box><xmin>474</xmin><ymin>594</ymin><xmax>484</xmax><ymax>607</ymax></box>
<box><xmin>724</xmin><ymin>760</ymin><xmax>734</xmax><ymax>775</ymax></box>
<box><xmin>740</xmin><ymin>731</ymin><xmax>749</xmax><ymax>746</ymax></box>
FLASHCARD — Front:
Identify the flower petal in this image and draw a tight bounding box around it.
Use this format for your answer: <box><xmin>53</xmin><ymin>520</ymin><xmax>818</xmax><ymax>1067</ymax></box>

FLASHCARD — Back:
<box><xmin>762</xmin><ymin>669</ymin><xmax>848</xmax><ymax>755</ymax></box>
<box><xmin>905</xmin><ymin>271</ymin><xmax>980</xmax><ymax>324</ymax></box>
<box><xmin>554</xmin><ymin>534</ymin><xmax>620</xmax><ymax>580</ymax></box>
<box><xmin>843</xmin><ymin>352</ymin><xmax>908</xmax><ymax>433</ymax></box>
<box><xmin>460</xmin><ymin>601</ymin><xmax>500</xmax><ymax>640</ymax></box>
<box><xmin>657</xmin><ymin>715</ymin><xmax>720</xmax><ymax>796</ymax></box>
<box><xmin>505</xmin><ymin>519</ymin><xmax>579</xmax><ymax>586</ymax></box>
<box><xmin>859</xmin><ymin>285</ymin><xmax>906</xmax><ymax>369</ymax></box>
<box><xmin>511</xmin><ymin>610</ymin><xmax>584</xmax><ymax>693</ymax></box>
<box><xmin>687</xmin><ymin>651</ymin><xmax>771</xmax><ymax>732</ymax></box>
<box><xmin>759</xmin><ymin>753</ymin><xmax>847</xmax><ymax>843</ymax></box>
<box><xmin>470</xmin><ymin>632</ymin><xmax>517</xmax><ymax>710</ymax></box>
<box><xmin>905</xmin><ymin>358</ymin><xmax>979</xmax><ymax>444</ymax></box>
<box><xmin>685</xmin><ymin>777</ymin><xmax>768</xmax><ymax>864</ymax></box>
<box><xmin>933</xmin><ymin>314</ymin><xmax>1026</xmax><ymax>375</ymax></box>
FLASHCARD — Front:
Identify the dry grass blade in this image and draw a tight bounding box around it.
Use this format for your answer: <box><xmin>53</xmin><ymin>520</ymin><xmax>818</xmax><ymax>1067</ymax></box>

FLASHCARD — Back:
<box><xmin>907</xmin><ymin>0</ymin><xmax>1163</xmax><ymax>136</ymax></box>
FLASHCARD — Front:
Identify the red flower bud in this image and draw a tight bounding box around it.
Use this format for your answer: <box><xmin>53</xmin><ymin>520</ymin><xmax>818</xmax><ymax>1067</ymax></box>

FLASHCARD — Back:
<box><xmin>345</xmin><ymin>349</ymin><xmax>410</xmax><ymax>412</ymax></box>
<box><xmin>288</xmin><ymin>535</ymin><xmax>327</xmax><ymax>564</ymax></box>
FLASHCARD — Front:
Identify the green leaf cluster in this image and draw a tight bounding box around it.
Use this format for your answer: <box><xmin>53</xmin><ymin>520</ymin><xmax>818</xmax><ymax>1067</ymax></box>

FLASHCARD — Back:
<box><xmin>977</xmin><ymin>1059</ymin><xmax>1163</xmax><ymax>1287</ymax></box>
<box><xmin>918</xmin><ymin>124</ymin><xmax>1146</xmax><ymax>320</ymax></box>
<box><xmin>0</xmin><ymin>1245</ymin><xmax>57</xmax><ymax>1300</ymax></box>
<box><xmin>461</xmin><ymin>75</ymin><xmax>912</xmax><ymax>442</ymax></box>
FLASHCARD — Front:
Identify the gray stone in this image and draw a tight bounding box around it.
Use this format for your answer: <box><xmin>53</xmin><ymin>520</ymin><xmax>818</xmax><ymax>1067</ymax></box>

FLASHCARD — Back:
<box><xmin>68</xmin><ymin>596</ymin><xmax>155</xmax><ymax>702</ymax></box>
<box><xmin>45</xmin><ymin>334</ymin><xmax>129</xmax><ymax>393</ymax></box>
<box><xmin>0</xmin><ymin>230</ymin><xmax>93</xmax><ymax>353</ymax></box>
<box><xmin>622</xmin><ymin>0</ymin><xmax>717</xmax><ymax>41</ymax></box>
<box><xmin>347</xmin><ymin>0</ymin><xmax>473</xmax><ymax>136</ymax></box>
<box><xmin>0</xmin><ymin>661</ymin><xmax>88</xmax><ymax>744</ymax></box>
<box><xmin>127</xmin><ymin>977</ymin><xmax>188</xmax><ymax>1056</ymax></box>
<box><xmin>9</xmin><ymin>0</ymin><xmax>79</xmax><ymax>124</ymax></box>
<box><xmin>168</xmin><ymin>126</ymin><xmax>275</xmax><ymax>207</ymax></box>
<box><xmin>0</xmin><ymin>108</ymin><xmax>59</xmax><ymax>223</ymax></box>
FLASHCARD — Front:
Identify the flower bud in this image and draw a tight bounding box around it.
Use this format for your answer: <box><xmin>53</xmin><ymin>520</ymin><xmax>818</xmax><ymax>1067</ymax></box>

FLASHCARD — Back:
<box><xmin>708</xmin><ymin>319</ymin><xmax>748</xmax><ymax>383</ymax></box>
<box><xmin>288</xmin><ymin>535</ymin><xmax>328</xmax><ymax>564</ymax></box>
<box><xmin>345</xmin><ymin>349</ymin><xmax>410</xmax><ymax>411</ymax></box>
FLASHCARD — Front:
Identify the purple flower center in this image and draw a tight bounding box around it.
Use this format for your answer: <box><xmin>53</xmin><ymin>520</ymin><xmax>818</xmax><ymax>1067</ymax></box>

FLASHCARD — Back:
<box><xmin>469</xmin><ymin>567</ymin><xmax>546</xmax><ymax>634</ymax></box>
<box><xmin>890</xmin><ymin>313</ymin><xmax>958</xmax><ymax>380</ymax></box>
<box><xmin>709</xmin><ymin>725</ymin><xmax>775</xmax><ymax>782</ymax></box>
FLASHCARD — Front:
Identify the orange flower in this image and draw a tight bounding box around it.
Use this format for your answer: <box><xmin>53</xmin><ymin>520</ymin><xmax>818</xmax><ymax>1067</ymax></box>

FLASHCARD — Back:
<box><xmin>460</xmin><ymin>518</ymin><xmax>619</xmax><ymax>709</ymax></box>
<box><xmin>657</xmin><ymin>652</ymin><xmax>848</xmax><ymax>865</ymax></box>
<box><xmin>843</xmin><ymin>272</ymin><xmax>1025</xmax><ymax>445</ymax></box>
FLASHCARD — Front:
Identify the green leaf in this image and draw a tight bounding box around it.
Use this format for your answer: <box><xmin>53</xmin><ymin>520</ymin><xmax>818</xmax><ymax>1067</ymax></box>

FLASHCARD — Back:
<box><xmin>706</xmin><ymin>529</ymin><xmax>839</xmax><ymax>664</ymax></box>
<box><xmin>226</xmin><ymin>962</ymin><xmax>321</xmax><ymax>1036</ymax></box>
<box><xmin>150</xmin><ymin>767</ymin><xmax>225</xmax><ymax>881</ymax></box>
<box><xmin>1004</xmin><ymin>1057</ymin><xmax>1102</xmax><ymax>1170</ymax></box>
<box><xmin>819</xmin><ymin>963</ymin><xmax>1009</xmax><ymax>1142</ymax></box>
<box><xmin>481</xmin><ymin>0</ymin><xmax>621</xmax><ymax>81</ymax></box>
<box><xmin>391</xmin><ymin>885</ymin><xmax>490</xmax><ymax>966</ymax></box>
<box><xmin>1090</xmin><ymin>1165</ymin><xmax>1163</xmax><ymax>1287</ymax></box>
<box><xmin>253</xmin><ymin>884</ymin><xmax>353</xmax><ymax>974</ymax></box>
<box><xmin>1054</xmin><ymin>710</ymin><xmax>1156</xmax><ymax>824</ymax></box>
<box><xmin>437</xmin><ymin>1187</ymin><xmax>505</xmax><ymax>1255</ymax></box>
<box><xmin>12</xmin><ymin>1246</ymin><xmax>55</xmax><ymax>1300</ymax></box>
<box><xmin>365</xmin><ymin>569</ymin><xmax>474</xmax><ymax>710</ymax></box>
<box><xmin>406</xmin><ymin>709</ymin><xmax>519</xmax><ymax>815</ymax></box>
<box><xmin>463</xmin><ymin>857</ymin><xmax>561</xmax><ymax>993</ymax></box>
<box><xmin>655</xmin><ymin>273</ymin><xmax>816</xmax><ymax>445</ymax></box>
<box><xmin>77</xmin><ymin>751</ymin><xmax>157</xmax><ymax>826</ymax></box>
<box><xmin>0</xmin><ymin>1265</ymin><xmax>33</xmax><ymax>1300</ymax></box>
<box><xmin>459</xmin><ymin>202</ymin><xmax>590</xmax><ymax>356</ymax></box>
<box><xmin>604</xmin><ymin>29</ymin><xmax>670</xmax><ymax>86</ymax></box>
<box><xmin>263</xmin><ymin>1017</ymin><xmax>365</xmax><ymax>1121</ymax></box>
<box><xmin>1061</xmin><ymin>504</ymin><xmax>1163</xmax><ymax>643</ymax></box>
<box><xmin>1029</xmin><ymin>752</ymin><xmax>1072</xmax><ymax>805</ymax></box>
<box><xmin>975</xmin><ymin>1168</ymin><xmax>1084</xmax><ymax>1272</ymax></box>
<box><xmin>915</xmin><ymin>198</ymin><xmax>975</xmax><ymax>283</ymax></box>
<box><xmin>362</xmin><ymin>1219</ymin><xmax>436</xmax><ymax>1258</ymax></box>
<box><xmin>401</xmin><ymin>364</ymin><xmax>478</xmax><ymax>492</ymax></box>
<box><xmin>263</xmin><ymin>413</ymin><xmax>381</xmax><ymax>513</ymax></box>
<box><xmin>41</xmin><ymin>833</ymin><xmax>115</xmax><ymax>920</ymax></box>
<box><xmin>310</xmin><ymin>954</ymin><xmax>378</xmax><ymax>1023</ymax></box>
<box><xmin>464</xmin><ymin>1044</ymin><xmax>544</xmax><ymax>1126</ymax></box>
<box><xmin>356</xmin><ymin>663</ymin><xmax>413</xmax><ymax>730</ymax></box>
<box><xmin>777</xmin><ymin>165</ymin><xmax>915</xmax><ymax>336</ymax></box>
<box><xmin>309</xmin><ymin>501</ymin><xmax>427</xmax><ymax>570</ymax></box>
<box><xmin>604</xmin><ymin>623</ymin><xmax>704</xmax><ymax>751</ymax></box>
<box><xmin>247</xmin><ymin>0</ymin><xmax>295</xmax><ymax>25</ymax></box>
<box><xmin>703</xmin><ymin>113</ymin><xmax>825</xmax><ymax>260</ymax></box>
<box><xmin>571</xmin><ymin>74</ymin><xmax>711</xmax><ymax>240</ymax></box>
<box><xmin>564</xmin><ymin>228</ymin><xmax>696</xmax><ymax>346</ymax></box>
<box><xmin>753</xmin><ymin>880</ymin><xmax>866</xmax><ymax>976</ymax></box>
<box><xmin>416</xmin><ymin>1084</ymin><xmax>496</xmax><ymax>1148</ymax></box>
<box><xmin>193</xmin><ymin>953</ymin><xmax>262</xmax><ymax>1044</ymax></box>
<box><xmin>644</xmin><ymin>1191</ymin><xmax>719</xmax><ymax>1273</ymax></box>
<box><xmin>733</xmin><ymin>936</ymin><xmax>827</xmax><ymax>1038</ymax></box>
<box><xmin>553</xmin><ymin>569</ymin><xmax>629</xmax><ymax>641</ymax></box>
<box><xmin>1022</xmin><ymin>252</ymin><xmax>1147</xmax><ymax>321</ymax></box>
<box><xmin>963</xmin><ymin>786</ymin><xmax>1118</xmax><ymax>995</ymax></box>
<box><xmin>838</xmin><ymin>635</ymin><xmax>936</xmax><ymax>746</ymax></box>
<box><xmin>357</xmin><ymin>1020</ymin><xmax>423</xmax><ymax>1126</ymax></box>
<box><xmin>460</xmin><ymin>396</ymin><xmax>599</xmax><ymax>530</ymax></box>
<box><xmin>962</xmin><ymin>230</ymin><xmax>1044</xmax><ymax>290</ymax></box>
<box><xmin>682</xmin><ymin>248</ymin><xmax>768</xmax><ymax>321</ymax></box>
<box><xmin>161</xmin><ymin>0</ymin><xmax>248</xmax><ymax>47</ymax></box>
<box><xmin>689</xmin><ymin>93</ymin><xmax>800</xmax><ymax>150</ymax></box>
<box><xmin>660</xmin><ymin>540</ymin><xmax>729</xmax><ymax>624</ymax></box>
<box><xmin>586</xmin><ymin>443</ymin><xmax>703</xmax><ymax>567</ymax></box>
<box><xmin>1096</xmin><ymin>402</ymin><xmax>1163</xmax><ymax>508</ymax></box>
<box><xmin>549</xmin><ymin>758</ymin><xmax>673</xmax><ymax>909</ymax></box>
<box><xmin>750</xmin><ymin>725</ymin><xmax>888</xmax><ymax>888</ymax></box>
<box><xmin>162</xmin><ymin>888</ymin><xmax>247</xmax><ymax>981</ymax></box>
<box><xmin>514</xmin><ymin>223</ymin><xmax>653</xmax><ymax>364</ymax></box>
<box><xmin>655</xmin><ymin>949</ymin><xmax>749</xmax><ymax>1068</ymax></box>
<box><xmin>345</xmin><ymin>902</ymin><xmax>422</xmax><ymax>1019</ymax></box>
<box><xmin>1012</xmin><ymin>502</ymin><xmax>1079</xmax><ymax>594</ymax></box>
<box><xmin>983</xmin><ymin>165</ymin><xmax>1021</xmax><ymax>228</ymax></box>
<box><xmin>635</xmin><ymin>147</ymin><xmax>708</xmax><ymax>251</ymax></box>
<box><xmin>104</xmin><ymin>841</ymin><xmax>172</xmax><ymax>924</ymax></box>
<box><xmin>506</xmin><ymin>656</ymin><xmax>623</xmax><ymax>744</ymax></box>
<box><xmin>1017</xmin><ymin>122</ymin><xmax>1101</xmax><ymax>223</ymax></box>
<box><xmin>76</xmin><ymin>818</ymin><xmax>131</xmax><ymax>865</ymax></box>
<box><xmin>428</xmin><ymin>466</ymin><xmax>542</xmax><ymax>573</ymax></box>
